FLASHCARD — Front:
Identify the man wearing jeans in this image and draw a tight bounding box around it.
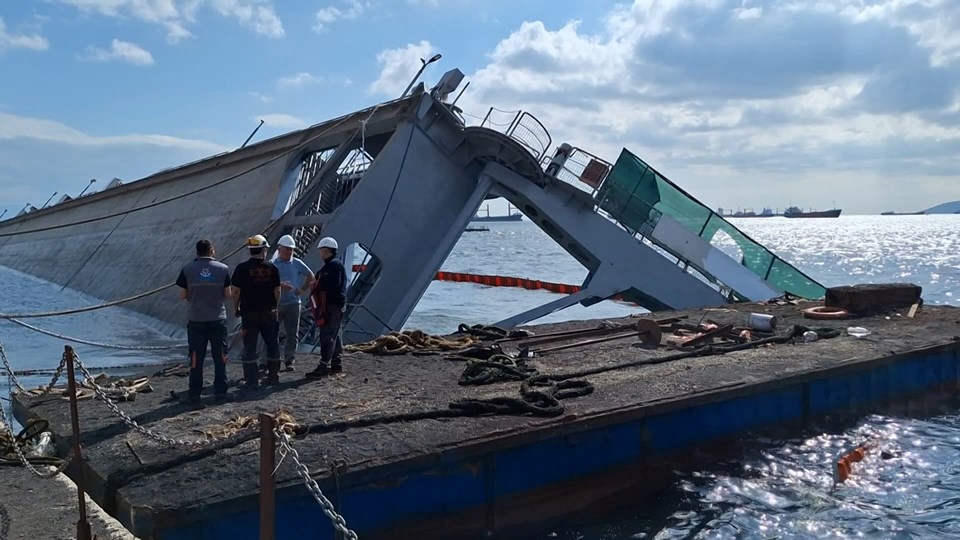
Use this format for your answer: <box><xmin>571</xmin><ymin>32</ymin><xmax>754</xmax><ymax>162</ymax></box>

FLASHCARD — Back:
<box><xmin>271</xmin><ymin>234</ymin><xmax>314</xmax><ymax>371</ymax></box>
<box><xmin>176</xmin><ymin>239</ymin><xmax>232</xmax><ymax>403</ymax></box>
<box><xmin>231</xmin><ymin>234</ymin><xmax>282</xmax><ymax>388</ymax></box>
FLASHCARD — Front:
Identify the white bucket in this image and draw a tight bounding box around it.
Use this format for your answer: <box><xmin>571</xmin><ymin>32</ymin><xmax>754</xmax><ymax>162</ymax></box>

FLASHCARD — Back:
<box><xmin>747</xmin><ymin>312</ymin><xmax>777</xmax><ymax>332</ymax></box>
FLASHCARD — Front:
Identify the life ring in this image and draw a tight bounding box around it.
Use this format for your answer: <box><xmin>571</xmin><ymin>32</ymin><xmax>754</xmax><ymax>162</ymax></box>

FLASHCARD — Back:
<box><xmin>802</xmin><ymin>306</ymin><xmax>849</xmax><ymax>320</ymax></box>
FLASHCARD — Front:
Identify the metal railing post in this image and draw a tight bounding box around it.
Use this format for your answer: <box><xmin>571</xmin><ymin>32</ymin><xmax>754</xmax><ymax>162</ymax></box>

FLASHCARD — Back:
<box><xmin>64</xmin><ymin>345</ymin><xmax>92</xmax><ymax>540</ymax></box>
<box><xmin>259</xmin><ymin>413</ymin><xmax>277</xmax><ymax>540</ymax></box>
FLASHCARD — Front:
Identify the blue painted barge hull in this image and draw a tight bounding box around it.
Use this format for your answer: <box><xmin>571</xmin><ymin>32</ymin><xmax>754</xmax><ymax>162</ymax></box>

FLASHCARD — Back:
<box><xmin>151</xmin><ymin>341</ymin><xmax>960</xmax><ymax>539</ymax></box>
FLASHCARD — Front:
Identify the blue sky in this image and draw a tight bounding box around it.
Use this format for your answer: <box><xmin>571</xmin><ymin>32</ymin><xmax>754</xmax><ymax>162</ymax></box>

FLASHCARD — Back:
<box><xmin>2</xmin><ymin>0</ymin><xmax>959</xmax><ymax>217</ymax></box>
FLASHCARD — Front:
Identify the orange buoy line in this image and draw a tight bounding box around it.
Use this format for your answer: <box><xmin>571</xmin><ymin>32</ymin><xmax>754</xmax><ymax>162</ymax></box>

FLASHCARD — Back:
<box><xmin>833</xmin><ymin>443</ymin><xmax>871</xmax><ymax>484</ymax></box>
<box><xmin>351</xmin><ymin>264</ymin><xmax>628</xmax><ymax>300</ymax></box>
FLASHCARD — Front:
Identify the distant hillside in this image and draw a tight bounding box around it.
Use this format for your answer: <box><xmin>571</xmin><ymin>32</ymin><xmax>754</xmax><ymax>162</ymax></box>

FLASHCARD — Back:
<box><xmin>925</xmin><ymin>201</ymin><xmax>960</xmax><ymax>214</ymax></box>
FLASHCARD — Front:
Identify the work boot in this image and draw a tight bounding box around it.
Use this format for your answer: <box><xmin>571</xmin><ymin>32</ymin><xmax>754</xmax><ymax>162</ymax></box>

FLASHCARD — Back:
<box><xmin>284</xmin><ymin>360</ymin><xmax>295</xmax><ymax>372</ymax></box>
<box><xmin>305</xmin><ymin>365</ymin><xmax>329</xmax><ymax>379</ymax></box>
<box><xmin>266</xmin><ymin>361</ymin><xmax>281</xmax><ymax>385</ymax></box>
<box><xmin>241</xmin><ymin>363</ymin><xmax>260</xmax><ymax>389</ymax></box>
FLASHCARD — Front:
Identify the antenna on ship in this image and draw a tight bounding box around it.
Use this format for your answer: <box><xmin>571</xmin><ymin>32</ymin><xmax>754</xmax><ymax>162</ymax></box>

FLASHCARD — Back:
<box><xmin>78</xmin><ymin>178</ymin><xmax>96</xmax><ymax>198</ymax></box>
<box><xmin>40</xmin><ymin>191</ymin><xmax>58</xmax><ymax>209</ymax></box>
<box><xmin>241</xmin><ymin>119</ymin><xmax>265</xmax><ymax>148</ymax></box>
<box><xmin>401</xmin><ymin>53</ymin><xmax>442</xmax><ymax>98</ymax></box>
<box><xmin>0</xmin><ymin>209</ymin><xmax>7</xmax><ymax>220</ymax></box>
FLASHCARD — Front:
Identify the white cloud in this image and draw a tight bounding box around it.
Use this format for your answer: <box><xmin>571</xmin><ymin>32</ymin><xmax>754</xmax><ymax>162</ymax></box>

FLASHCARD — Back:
<box><xmin>276</xmin><ymin>72</ymin><xmax>322</xmax><ymax>89</ymax></box>
<box><xmin>314</xmin><ymin>0</ymin><xmax>368</xmax><ymax>32</ymax></box>
<box><xmin>369</xmin><ymin>40</ymin><xmax>436</xmax><ymax>96</ymax></box>
<box><xmin>248</xmin><ymin>91</ymin><xmax>273</xmax><ymax>103</ymax></box>
<box><xmin>79</xmin><ymin>39</ymin><xmax>155</xmax><ymax>65</ymax></box>
<box><xmin>455</xmin><ymin>0</ymin><xmax>960</xmax><ymax>213</ymax></box>
<box><xmin>258</xmin><ymin>113</ymin><xmax>307</xmax><ymax>128</ymax></box>
<box><xmin>0</xmin><ymin>111</ymin><xmax>228</xmax><ymax>153</ymax></box>
<box><xmin>208</xmin><ymin>0</ymin><xmax>283</xmax><ymax>38</ymax></box>
<box><xmin>54</xmin><ymin>0</ymin><xmax>283</xmax><ymax>42</ymax></box>
<box><xmin>0</xmin><ymin>17</ymin><xmax>50</xmax><ymax>52</ymax></box>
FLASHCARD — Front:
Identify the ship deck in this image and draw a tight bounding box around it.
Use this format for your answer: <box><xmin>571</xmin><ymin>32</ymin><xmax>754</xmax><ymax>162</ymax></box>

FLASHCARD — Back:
<box><xmin>11</xmin><ymin>300</ymin><xmax>960</xmax><ymax>539</ymax></box>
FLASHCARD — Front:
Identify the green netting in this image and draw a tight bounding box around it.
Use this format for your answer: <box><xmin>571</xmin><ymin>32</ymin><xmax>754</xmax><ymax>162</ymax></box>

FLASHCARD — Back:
<box><xmin>596</xmin><ymin>148</ymin><xmax>825</xmax><ymax>299</ymax></box>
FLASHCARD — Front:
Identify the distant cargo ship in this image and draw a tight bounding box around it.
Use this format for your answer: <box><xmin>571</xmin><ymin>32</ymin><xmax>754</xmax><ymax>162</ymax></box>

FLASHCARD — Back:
<box><xmin>717</xmin><ymin>207</ymin><xmax>777</xmax><ymax>218</ymax></box>
<box><xmin>783</xmin><ymin>206</ymin><xmax>842</xmax><ymax>218</ymax></box>
<box><xmin>880</xmin><ymin>210</ymin><xmax>925</xmax><ymax>216</ymax></box>
<box><xmin>472</xmin><ymin>203</ymin><xmax>523</xmax><ymax>222</ymax></box>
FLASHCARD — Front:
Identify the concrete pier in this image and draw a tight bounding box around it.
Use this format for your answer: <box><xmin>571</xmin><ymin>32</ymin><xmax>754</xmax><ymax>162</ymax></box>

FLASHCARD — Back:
<box><xmin>11</xmin><ymin>301</ymin><xmax>960</xmax><ymax>539</ymax></box>
<box><xmin>0</xmin><ymin>466</ymin><xmax>137</xmax><ymax>540</ymax></box>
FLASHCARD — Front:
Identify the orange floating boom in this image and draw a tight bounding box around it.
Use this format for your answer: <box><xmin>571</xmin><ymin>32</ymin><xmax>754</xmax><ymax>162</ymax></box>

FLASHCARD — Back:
<box><xmin>351</xmin><ymin>265</ymin><xmax>628</xmax><ymax>300</ymax></box>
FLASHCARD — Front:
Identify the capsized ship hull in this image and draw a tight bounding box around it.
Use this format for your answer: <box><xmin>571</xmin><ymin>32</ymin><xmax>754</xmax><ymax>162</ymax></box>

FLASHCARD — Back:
<box><xmin>0</xmin><ymin>96</ymin><xmax>414</xmax><ymax>335</ymax></box>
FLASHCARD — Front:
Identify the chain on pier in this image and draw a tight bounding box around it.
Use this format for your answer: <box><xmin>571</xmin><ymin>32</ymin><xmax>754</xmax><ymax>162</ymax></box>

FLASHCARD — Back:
<box><xmin>0</xmin><ymin>385</ymin><xmax>74</xmax><ymax>479</ymax></box>
<box><xmin>273</xmin><ymin>424</ymin><xmax>359</xmax><ymax>540</ymax></box>
<box><xmin>72</xmin><ymin>353</ymin><xmax>255</xmax><ymax>448</ymax></box>
<box><xmin>1</xmin><ymin>343</ymin><xmax>66</xmax><ymax>397</ymax></box>
<box><xmin>0</xmin><ymin>501</ymin><xmax>9</xmax><ymax>540</ymax></box>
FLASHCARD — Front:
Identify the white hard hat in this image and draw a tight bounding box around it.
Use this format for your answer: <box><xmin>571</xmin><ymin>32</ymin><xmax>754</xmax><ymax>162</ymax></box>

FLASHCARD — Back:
<box><xmin>277</xmin><ymin>235</ymin><xmax>296</xmax><ymax>249</ymax></box>
<box><xmin>246</xmin><ymin>234</ymin><xmax>270</xmax><ymax>248</ymax></box>
<box><xmin>317</xmin><ymin>237</ymin><xmax>338</xmax><ymax>250</ymax></box>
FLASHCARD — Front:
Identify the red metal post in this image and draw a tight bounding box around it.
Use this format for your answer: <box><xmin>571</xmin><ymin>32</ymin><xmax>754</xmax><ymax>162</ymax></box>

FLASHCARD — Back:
<box><xmin>64</xmin><ymin>345</ymin><xmax>92</xmax><ymax>540</ymax></box>
<box><xmin>259</xmin><ymin>413</ymin><xmax>276</xmax><ymax>540</ymax></box>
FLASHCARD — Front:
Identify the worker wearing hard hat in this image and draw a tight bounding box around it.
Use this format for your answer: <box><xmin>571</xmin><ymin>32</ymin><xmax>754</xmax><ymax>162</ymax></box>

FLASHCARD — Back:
<box><xmin>231</xmin><ymin>234</ymin><xmax>283</xmax><ymax>387</ymax></box>
<box><xmin>306</xmin><ymin>236</ymin><xmax>347</xmax><ymax>379</ymax></box>
<box><xmin>271</xmin><ymin>234</ymin><xmax>315</xmax><ymax>371</ymax></box>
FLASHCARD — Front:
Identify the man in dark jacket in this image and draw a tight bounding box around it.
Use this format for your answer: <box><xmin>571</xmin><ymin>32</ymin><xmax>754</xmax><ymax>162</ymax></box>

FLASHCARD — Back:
<box><xmin>306</xmin><ymin>236</ymin><xmax>347</xmax><ymax>379</ymax></box>
<box><xmin>176</xmin><ymin>239</ymin><xmax>232</xmax><ymax>403</ymax></box>
<box><xmin>231</xmin><ymin>234</ymin><xmax>282</xmax><ymax>387</ymax></box>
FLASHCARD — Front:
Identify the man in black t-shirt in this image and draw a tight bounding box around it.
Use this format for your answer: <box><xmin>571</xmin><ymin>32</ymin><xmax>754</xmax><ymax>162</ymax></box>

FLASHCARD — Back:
<box><xmin>306</xmin><ymin>236</ymin><xmax>348</xmax><ymax>379</ymax></box>
<box><xmin>231</xmin><ymin>234</ymin><xmax>282</xmax><ymax>387</ymax></box>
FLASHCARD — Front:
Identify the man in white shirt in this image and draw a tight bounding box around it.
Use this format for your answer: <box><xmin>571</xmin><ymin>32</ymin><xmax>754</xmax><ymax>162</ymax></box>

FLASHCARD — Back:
<box><xmin>271</xmin><ymin>234</ymin><xmax>315</xmax><ymax>371</ymax></box>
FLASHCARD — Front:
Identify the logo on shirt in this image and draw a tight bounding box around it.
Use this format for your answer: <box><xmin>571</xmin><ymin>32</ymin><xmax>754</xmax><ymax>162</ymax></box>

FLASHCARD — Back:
<box><xmin>199</xmin><ymin>268</ymin><xmax>213</xmax><ymax>280</ymax></box>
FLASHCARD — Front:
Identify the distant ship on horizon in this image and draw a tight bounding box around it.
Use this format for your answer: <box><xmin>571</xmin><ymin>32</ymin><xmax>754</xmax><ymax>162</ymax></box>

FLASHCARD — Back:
<box><xmin>472</xmin><ymin>203</ymin><xmax>523</xmax><ymax>222</ymax></box>
<box><xmin>717</xmin><ymin>207</ymin><xmax>777</xmax><ymax>218</ymax></box>
<box><xmin>783</xmin><ymin>206</ymin><xmax>842</xmax><ymax>218</ymax></box>
<box><xmin>717</xmin><ymin>206</ymin><xmax>842</xmax><ymax>218</ymax></box>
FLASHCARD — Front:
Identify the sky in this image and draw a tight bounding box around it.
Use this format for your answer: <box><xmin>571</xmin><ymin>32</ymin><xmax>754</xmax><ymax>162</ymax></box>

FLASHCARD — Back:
<box><xmin>1</xmin><ymin>0</ymin><xmax>959</xmax><ymax>218</ymax></box>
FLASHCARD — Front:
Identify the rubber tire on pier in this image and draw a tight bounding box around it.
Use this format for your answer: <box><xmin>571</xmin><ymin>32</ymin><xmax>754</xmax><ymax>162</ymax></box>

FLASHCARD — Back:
<box><xmin>802</xmin><ymin>306</ymin><xmax>850</xmax><ymax>320</ymax></box>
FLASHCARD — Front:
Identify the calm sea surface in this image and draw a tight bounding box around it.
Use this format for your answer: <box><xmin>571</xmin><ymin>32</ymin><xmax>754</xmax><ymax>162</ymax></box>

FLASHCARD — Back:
<box><xmin>2</xmin><ymin>214</ymin><xmax>959</xmax><ymax>538</ymax></box>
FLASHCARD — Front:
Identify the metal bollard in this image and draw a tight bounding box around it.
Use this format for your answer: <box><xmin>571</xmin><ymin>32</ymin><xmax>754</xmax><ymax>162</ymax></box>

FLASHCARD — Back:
<box><xmin>64</xmin><ymin>346</ymin><xmax>92</xmax><ymax>540</ymax></box>
<box><xmin>259</xmin><ymin>413</ymin><xmax>277</xmax><ymax>540</ymax></box>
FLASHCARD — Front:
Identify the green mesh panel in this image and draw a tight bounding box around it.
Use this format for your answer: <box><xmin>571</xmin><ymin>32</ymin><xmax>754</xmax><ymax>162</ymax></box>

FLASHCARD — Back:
<box><xmin>596</xmin><ymin>148</ymin><xmax>825</xmax><ymax>299</ymax></box>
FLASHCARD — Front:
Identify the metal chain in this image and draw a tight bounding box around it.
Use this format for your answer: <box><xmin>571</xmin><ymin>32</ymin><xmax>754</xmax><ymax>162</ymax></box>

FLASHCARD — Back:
<box><xmin>72</xmin><ymin>353</ymin><xmax>255</xmax><ymax>447</ymax></box>
<box><xmin>0</xmin><ymin>500</ymin><xmax>9</xmax><ymax>540</ymax></box>
<box><xmin>274</xmin><ymin>426</ymin><xmax>359</xmax><ymax>540</ymax></box>
<box><xmin>5</xmin><ymin>318</ymin><xmax>186</xmax><ymax>350</ymax></box>
<box><xmin>0</xmin><ymin>342</ymin><xmax>66</xmax><ymax>396</ymax></box>
<box><xmin>0</xmin><ymin>386</ymin><xmax>74</xmax><ymax>479</ymax></box>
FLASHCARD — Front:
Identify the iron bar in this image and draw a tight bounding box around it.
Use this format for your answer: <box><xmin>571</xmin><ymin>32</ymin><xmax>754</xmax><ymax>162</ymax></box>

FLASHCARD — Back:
<box><xmin>64</xmin><ymin>346</ymin><xmax>92</xmax><ymax>540</ymax></box>
<box><xmin>259</xmin><ymin>413</ymin><xmax>277</xmax><ymax>540</ymax></box>
<box><xmin>532</xmin><ymin>331</ymin><xmax>644</xmax><ymax>354</ymax></box>
<box><xmin>499</xmin><ymin>316</ymin><xmax>685</xmax><ymax>346</ymax></box>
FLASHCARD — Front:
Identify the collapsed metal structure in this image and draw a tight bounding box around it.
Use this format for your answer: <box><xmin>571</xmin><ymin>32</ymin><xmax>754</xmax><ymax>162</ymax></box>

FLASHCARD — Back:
<box><xmin>0</xmin><ymin>67</ymin><xmax>823</xmax><ymax>343</ymax></box>
<box><xmin>267</xmin><ymin>69</ymin><xmax>824</xmax><ymax>344</ymax></box>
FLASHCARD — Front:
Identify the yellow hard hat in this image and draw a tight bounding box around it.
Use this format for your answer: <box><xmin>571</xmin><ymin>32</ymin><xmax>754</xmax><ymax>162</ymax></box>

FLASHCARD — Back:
<box><xmin>246</xmin><ymin>234</ymin><xmax>270</xmax><ymax>248</ymax></box>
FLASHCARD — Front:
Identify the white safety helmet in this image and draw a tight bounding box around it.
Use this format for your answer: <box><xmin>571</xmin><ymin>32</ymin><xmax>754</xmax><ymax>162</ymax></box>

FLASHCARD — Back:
<box><xmin>246</xmin><ymin>234</ymin><xmax>270</xmax><ymax>248</ymax></box>
<box><xmin>317</xmin><ymin>237</ymin><xmax>338</xmax><ymax>250</ymax></box>
<box><xmin>277</xmin><ymin>234</ymin><xmax>296</xmax><ymax>249</ymax></box>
